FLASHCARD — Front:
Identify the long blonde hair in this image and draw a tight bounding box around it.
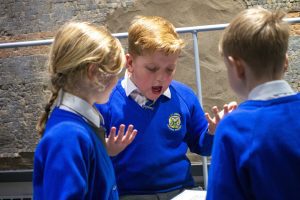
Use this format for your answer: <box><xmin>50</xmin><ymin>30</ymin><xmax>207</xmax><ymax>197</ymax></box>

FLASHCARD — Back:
<box><xmin>36</xmin><ymin>22</ymin><xmax>125</xmax><ymax>136</ymax></box>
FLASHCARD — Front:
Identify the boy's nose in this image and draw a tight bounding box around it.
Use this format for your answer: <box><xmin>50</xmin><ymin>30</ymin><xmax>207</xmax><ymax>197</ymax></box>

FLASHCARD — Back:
<box><xmin>156</xmin><ymin>73</ymin><xmax>166</xmax><ymax>82</ymax></box>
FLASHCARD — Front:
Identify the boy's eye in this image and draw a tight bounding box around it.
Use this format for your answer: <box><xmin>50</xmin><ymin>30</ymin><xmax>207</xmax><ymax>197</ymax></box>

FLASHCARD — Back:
<box><xmin>166</xmin><ymin>68</ymin><xmax>175</xmax><ymax>74</ymax></box>
<box><xmin>146</xmin><ymin>66</ymin><xmax>158</xmax><ymax>72</ymax></box>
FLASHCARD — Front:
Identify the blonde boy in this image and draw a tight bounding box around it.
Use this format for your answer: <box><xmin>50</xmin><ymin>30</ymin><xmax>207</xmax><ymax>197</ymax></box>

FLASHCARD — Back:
<box><xmin>207</xmin><ymin>7</ymin><xmax>300</xmax><ymax>200</ymax></box>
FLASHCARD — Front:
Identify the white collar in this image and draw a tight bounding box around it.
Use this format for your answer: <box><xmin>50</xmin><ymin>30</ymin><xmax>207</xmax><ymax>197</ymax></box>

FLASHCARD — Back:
<box><xmin>56</xmin><ymin>90</ymin><xmax>103</xmax><ymax>128</ymax></box>
<box><xmin>248</xmin><ymin>80</ymin><xmax>296</xmax><ymax>100</ymax></box>
<box><xmin>121</xmin><ymin>75</ymin><xmax>171</xmax><ymax>98</ymax></box>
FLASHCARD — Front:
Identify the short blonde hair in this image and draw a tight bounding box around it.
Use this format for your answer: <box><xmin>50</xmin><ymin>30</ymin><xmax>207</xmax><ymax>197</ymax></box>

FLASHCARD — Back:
<box><xmin>128</xmin><ymin>15</ymin><xmax>184</xmax><ymax>56</ymax></box>
<box><xmin>37</xmin><ymin>22</ymin><xmax>125</xmax><ymax>136</ymax></box>
<box><xmin>219</xmin><ymin>7</ymin><xmax>289</xmax><ymax>77</ymax></box>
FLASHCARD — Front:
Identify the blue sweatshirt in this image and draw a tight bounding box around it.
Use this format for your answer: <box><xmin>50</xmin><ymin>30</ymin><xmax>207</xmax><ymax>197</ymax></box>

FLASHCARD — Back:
<box><xmin>207</xmin><ymin>93</ymin><xmax>300</xmax><ymax>200</ymax></box>
<box><xmin>96</xmin><ymin>80</ymin><xmax>213</xmax><ymax>195</ymax></box>
<box><xmin>33</xmin><ymin>108</ymin><xmax>118</xmax><ymax>200</ymax></box>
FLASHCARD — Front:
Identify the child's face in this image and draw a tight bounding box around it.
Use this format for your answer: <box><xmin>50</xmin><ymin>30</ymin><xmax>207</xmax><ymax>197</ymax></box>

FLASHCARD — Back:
<box><xmin>94</xmin><ymin>75</ymin><xmax>118</xmax><ymax>104</ymax></box>
<box><xmin>101</xmin><ymin>75</ymin><xmax>118</xmax><ymax>102</ymax></box>
<box><xmin>126</xmin><ymin>51</ymin><xmax>179</xmax><ymax>101</ymax></box>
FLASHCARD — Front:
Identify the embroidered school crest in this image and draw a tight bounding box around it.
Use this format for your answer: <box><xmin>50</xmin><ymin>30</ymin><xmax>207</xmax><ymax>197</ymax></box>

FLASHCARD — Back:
<box><xmin>168</xmin><ymin>113</ymin><xmax>182</xmax><ymax>131</ymax></box>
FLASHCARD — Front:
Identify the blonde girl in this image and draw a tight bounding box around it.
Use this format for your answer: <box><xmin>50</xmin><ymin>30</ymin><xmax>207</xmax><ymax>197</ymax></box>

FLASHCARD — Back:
<box><xmin>34</xmin><ymin>22</ymin><xmax>137</xmax><ymax>199</ymax></box>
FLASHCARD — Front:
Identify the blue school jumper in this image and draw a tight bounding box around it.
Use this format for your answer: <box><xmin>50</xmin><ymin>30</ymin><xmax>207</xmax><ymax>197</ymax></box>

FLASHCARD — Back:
<box><xmin>96</xmin><ymin>80</ymin><xmax>213</xmax><ymax>195</ymax></box>
<box><xmin>207</xmin><ymin>93</ymin><xmax>300</xmax><ymax>200</ymax></box>
<box><xmin>33</xmin><ymin>108</ymin><xmax>118</xmax><ymax>200</ymax></box>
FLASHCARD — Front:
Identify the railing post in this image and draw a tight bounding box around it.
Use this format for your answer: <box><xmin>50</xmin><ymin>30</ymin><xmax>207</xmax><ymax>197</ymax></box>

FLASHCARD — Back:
<box><xmin>192</xmin><ymin>30</ymin><xmax>208</xmax><ymax>189</ymax></box>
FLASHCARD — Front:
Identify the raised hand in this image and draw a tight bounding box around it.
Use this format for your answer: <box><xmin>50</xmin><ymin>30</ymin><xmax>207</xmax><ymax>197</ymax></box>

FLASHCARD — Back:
<box><xmin>205</xmin><ymin>101</ymin><xmax>238</xmax><ymax>135</ymax></box>
<box><xmin>106</xmin><ymin>124</ymin><xmax>138</xmax><ymax>156</ymax></box>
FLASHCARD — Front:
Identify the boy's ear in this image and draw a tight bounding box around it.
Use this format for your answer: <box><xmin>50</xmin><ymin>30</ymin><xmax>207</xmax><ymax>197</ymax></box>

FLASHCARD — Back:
<box><xmin>126</xmin><ymin>53</ymin><xmax>134</xmax><ymax>73</ymax></box>
<box><xmin>228</xmin><ymin>56</ymin><xmax>246</xmax><ymax>80</ymax></box>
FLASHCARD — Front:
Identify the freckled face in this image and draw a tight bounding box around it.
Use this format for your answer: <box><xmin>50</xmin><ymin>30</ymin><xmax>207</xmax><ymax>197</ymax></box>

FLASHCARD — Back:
<box><xmin>127</xmin><ymin>51</ymin><xmax>179</xmax><ymax>101</ymax></box>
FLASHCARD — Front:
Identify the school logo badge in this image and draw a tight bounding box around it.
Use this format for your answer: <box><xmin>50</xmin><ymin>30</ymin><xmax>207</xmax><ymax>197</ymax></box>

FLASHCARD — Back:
<box><xmin>168</xmin><ymin>113</ymin><xmax>182</xmax><ymax>131</ymax></box>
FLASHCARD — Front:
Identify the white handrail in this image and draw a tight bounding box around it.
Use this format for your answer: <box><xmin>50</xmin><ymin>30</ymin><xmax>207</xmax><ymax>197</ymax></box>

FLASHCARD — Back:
<box><xmin>1</xmin><ymin>17</ymin><xmax>299</xmax><ymax>49</ymax></box>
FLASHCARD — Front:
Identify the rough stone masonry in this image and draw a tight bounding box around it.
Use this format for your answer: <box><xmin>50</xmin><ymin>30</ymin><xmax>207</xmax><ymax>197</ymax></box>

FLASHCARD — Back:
<box><xmin>0</xmin><ymin>0</ymin><xmax>299</xmax><ymax>169</ymax></box>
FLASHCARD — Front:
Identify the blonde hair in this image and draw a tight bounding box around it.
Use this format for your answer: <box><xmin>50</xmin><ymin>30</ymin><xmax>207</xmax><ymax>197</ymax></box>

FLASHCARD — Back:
<box><xmin>219</xmin><ymin>7</ymin><xmax>289</xmax><ymax>78</ymax></box>
<box><xmin>36</xmin><ymin>22</ymin><xmax>125</xmax><ymax>136</ymax></box>
<box><xmin>128</xmin><ymin>15</ymin><xmax>185</xmax><ymax>56</ymax></box>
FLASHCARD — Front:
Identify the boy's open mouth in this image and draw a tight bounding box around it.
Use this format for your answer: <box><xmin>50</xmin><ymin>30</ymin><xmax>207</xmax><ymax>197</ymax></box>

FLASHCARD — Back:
<box><xmin>152</xmin><ymin>86</ymin><xmax>162</xmax><ymax>94</ymax></box>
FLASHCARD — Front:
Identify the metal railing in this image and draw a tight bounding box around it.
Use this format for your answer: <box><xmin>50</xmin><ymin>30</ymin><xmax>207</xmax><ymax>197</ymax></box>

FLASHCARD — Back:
<box><xmin>1</xmin><ymin>17</ymin><xmax>300</xmax><ymax>190</ymax></box>
<box><xmin>0</xmin><ymin>170</ymin><xmax>32</xmax><ymax>199</ymax></box>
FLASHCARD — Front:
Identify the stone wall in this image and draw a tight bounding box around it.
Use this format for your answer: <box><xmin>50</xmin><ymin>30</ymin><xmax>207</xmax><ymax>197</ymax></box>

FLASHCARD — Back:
<box><xmin>0</xmin><ymin>0</ymin><xmax>136</xmax><ymax>170</ymax></box>
<box><xmin>0</xmin><ymin>0</ymin><xmax>135</xmax><ymax>36</ymax></box>
<box><xmin>0</xmin><ymin>0</ymin><xmax>299</xmax><ymax>169</ymax></box>
<box><xmin>286</xmin><ymin>36</ymin><xmax>300</xmax><ymax>91</ymax></box>
<box><xmin>243</xmin><ymin>0</ymin><xmax>300</xmax><ymax>10</ymax></box>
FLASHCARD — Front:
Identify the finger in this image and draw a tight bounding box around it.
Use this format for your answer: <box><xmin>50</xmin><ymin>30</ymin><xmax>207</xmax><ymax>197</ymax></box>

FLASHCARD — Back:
<box><xmin>107</xmin><ymin>127</ymin><xmax>116</xmax><ymax>143</ymax></box>
<box><xmin>123</xmin><ymin>125</ymin><xmax>134</xmax><ymax>141</ymax></box>
<box><xmin>205</xmin><ymin>113</ymin><xmax>213</xmax><ymax>124</ymax></box>
<box><xmin>229</xmin><ymin>101</ymin><xmax>237</xmax><ymax>106</ymax></box>
<box><xmin>228</xmin><ymin>101</ymin><xmax>238</xmax><ymax>111</ymax></box>
<box><xmin>233</xmin><ymin>105</ymin><xmax>238</xmax><ymax>110</ymax></box>
<box><xmin>116</xmin><ymin>124</ymin><xmax>125</xmax><ymax>143</ymax></box>
<box><xmin>205</xmin><ymin>113</ymin><xmax>216</xmax><ymax>135</ymax></box>
<box><xmin>128</xmin><ymin>129</ymin><xmax>138</xmax><ymax>143</ymax></box>
<box><xmin>223</xmin><ymin>104</ymin><xmax>229</xmax><ymax>115</ymax></box>
<box><xmin>108</xmin><ymin>127</ymin><xmax>116</xmax><ymax>139</ymax></box>
<box><xmin>212</xmin><ymin>106</ymin><xmax>220</xmax><ymax>122</ymax></box>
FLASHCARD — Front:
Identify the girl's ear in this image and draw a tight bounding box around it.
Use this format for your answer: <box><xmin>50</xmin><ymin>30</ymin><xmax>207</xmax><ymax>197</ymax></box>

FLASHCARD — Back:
<box><xmin>228</xmin><ymin>56</ymin><xmax>246</xmax><ymax>80</ymax></box>
<box><xmin>87</xmin><ymin>64</ymin><xmax>98</xmax><ymax>81</ymax></box>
